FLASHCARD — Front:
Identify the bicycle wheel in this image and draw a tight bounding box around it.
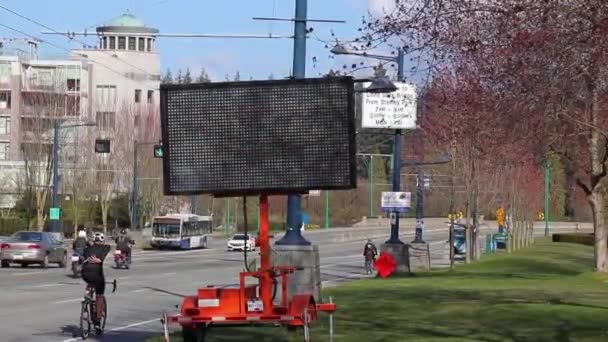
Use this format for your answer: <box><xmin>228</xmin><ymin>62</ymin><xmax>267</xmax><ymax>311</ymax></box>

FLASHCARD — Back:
<box><xmin>95</xmin><ymin>297</ymin><xmax>107</xmax><ymax>336</ymax></box>
<box><xmin>80</xmin><ymin>300</ymin><xmax>91</xmax><ymax>339</ymax></box>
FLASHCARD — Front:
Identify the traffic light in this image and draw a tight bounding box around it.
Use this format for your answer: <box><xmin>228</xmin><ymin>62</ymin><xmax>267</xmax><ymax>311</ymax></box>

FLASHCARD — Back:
<box><xmin>153</xmin><ymin>144</ymin><xmax>164</xmax><ymax>158</ymax></box>
<box><xmin>95</xmin><ymin>139</ymin><xmax>111</xmax><ymax>153</ymax></box>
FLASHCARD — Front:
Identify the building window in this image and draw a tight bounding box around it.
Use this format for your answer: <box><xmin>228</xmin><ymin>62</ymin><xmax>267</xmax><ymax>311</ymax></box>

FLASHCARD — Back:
<box><xmin>138</xmin><ymin>37</ymin><xmax>145</xmax><ymax>51</ymax></box>
<box><xmin>0</xmin><ymin>117</ymin><xmax>10</xmax><ymax>135</ymax></box>
<box><xmin>147</xmin><ymin>90</ymin><xmax>154</xmax><ymax>104</ymax></box>
<box><xmin>128</xmin><ymin>37</ymin><xmax>136</xmax><ymax>50</ymax></box>
<box><xmin>102</xmin><ymin>37</ymin><xmax>107</xmax><ymax>49</ymax></box>
<box><xmin>147</xmin><ymin>38</ymin><xmax>152</xmax><ymax>52</ymax></box>
<box><xmin>96</xmin><ymin>85</ymin><xmax>117</xmax><ymax>110</ymax></box>
<box><xmin>0</xmin><ymin>92</ymin><xmax>10</xmax><ymax>109</ymax></box>
<box><xmin>109</xmin><ymin>36</ymin><xmax>116</xmax><ymax>49</ymax></box>
<box><xmin>96</xmin><ymin>111</ymin><xmax>116</xmax><ymax>129</ymax></box>
<box><xmin>0</xmin><ymin>142</ymin><xmax>9</xmax><ymax>160</ymax></box>
<box><xmin>135</xmin><ymin>89</ymin><xmax>142</xmax><ymax>103</ymax></box>
<box><xmin>118</xmin><ymin>36</ymin><xmax>126</xmax><ymax>50</ymax></box>
<box><xmin>66</xmin><ymin>79</ymin><xmax>80</xmax><ymax>91</ymax></box>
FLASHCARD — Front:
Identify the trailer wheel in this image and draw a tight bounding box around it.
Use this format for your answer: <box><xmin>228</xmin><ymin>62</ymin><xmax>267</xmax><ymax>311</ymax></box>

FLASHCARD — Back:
<box><xmin>182</xmin><ymin>324</ymin><xmax>207</xmax><ymax>342</ymax></box>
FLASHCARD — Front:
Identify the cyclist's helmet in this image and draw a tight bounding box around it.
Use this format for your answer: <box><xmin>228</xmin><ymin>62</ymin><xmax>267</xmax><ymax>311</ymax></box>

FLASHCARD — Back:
<box><xmin>93</xmin><ymin>232</ymin><xmax>105</xmax><ymax>242</ymax></box>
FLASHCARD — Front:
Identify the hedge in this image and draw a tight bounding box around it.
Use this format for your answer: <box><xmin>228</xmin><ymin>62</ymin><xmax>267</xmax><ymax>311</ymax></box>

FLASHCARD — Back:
<box><xmin>552</xmin><ymin>233</ymin><xmax>594</xmax><ymax>246</ymax></box>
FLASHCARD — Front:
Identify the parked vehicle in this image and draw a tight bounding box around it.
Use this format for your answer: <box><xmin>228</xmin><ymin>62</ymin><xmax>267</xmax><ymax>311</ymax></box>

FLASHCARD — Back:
<box><xmin>113</xmin><ymin>249</ymin><xmax>130</xmax><ymax>269</ymax></box>
<box><xmin>227</xmin><ymin>234</ymin><xmax>256</xmax><ymax>252</ymax></box>
<box><xmin>1</xmin><ymin>231</ymin><xmax>67</xmax><ymax>268</ymax></box>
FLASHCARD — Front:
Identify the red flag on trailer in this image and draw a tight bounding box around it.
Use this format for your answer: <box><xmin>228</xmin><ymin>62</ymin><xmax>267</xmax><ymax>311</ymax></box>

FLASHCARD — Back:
<box><xmin>375</xmin><ymin>252</ymin><xmax>397</xmax><ymax>278</ymax></box>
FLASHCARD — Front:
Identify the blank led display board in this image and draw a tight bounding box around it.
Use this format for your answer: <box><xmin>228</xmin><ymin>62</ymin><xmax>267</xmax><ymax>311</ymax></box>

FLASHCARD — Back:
<box><xmin>160</xmin><ymin>76</ymin><xmax>357</xmax><ymax>196</ymax></box>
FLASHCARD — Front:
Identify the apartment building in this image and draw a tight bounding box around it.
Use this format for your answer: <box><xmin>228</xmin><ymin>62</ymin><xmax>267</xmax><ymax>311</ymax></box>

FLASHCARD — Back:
<box><xmin>0</xmin><ymin>12</ymin><xmax>161</xmax><ymax>208</ymax></box>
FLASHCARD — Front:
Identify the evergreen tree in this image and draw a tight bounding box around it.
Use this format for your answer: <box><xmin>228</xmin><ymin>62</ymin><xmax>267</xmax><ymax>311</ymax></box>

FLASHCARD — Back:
<box><xmin>183</xmin><ymin>68</ymin><xmax>193</xmax><ymax>84</ymax></box>
<box><xmin>176</xmin><ymin>69</ymin><xmax>184</xmax><ymax>84</ymax></box>
<box><xmin>233</xmin><ymin>70</ymin><xmax>241</xmax><ymax>81</ymax></box>
<box><xmin>162</xmin><ymin>68</ymin><xmax>173</xmax><ymax>84</ymax></box>
<box><xmin>197</xmin><ymin>67</ymin><xmax>210</xmax><ymax>83</ymax></box>
<box><xmin>268</xmin><ymin>72</ymin><xmax>275</xmax><ymax>80</ymax></box>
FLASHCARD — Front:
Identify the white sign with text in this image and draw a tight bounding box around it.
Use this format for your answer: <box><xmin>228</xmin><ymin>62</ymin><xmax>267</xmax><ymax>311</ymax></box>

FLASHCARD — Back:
<box><xmin>361</xmin><ymin>82</ymin><xmax>417</xmax><ymax>129</ymax></box>
<box><xmin>381</xmin><ymin>191</ymin><xmax>412</xmax><ymax>213</ymax></box>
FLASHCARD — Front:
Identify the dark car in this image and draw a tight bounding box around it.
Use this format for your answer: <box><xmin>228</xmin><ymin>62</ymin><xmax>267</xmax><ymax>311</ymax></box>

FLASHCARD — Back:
<box><xmin>1</xmin><ymin>231</ymin><xmax>67</xmax><ymax>268</ymax></box>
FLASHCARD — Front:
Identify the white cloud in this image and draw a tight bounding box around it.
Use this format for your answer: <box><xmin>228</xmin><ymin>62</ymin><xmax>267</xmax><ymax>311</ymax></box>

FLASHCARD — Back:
<box><xmin>368</xmin><ymin>0</ymin><xmax>397</xmax><ymax>17</ymax></box>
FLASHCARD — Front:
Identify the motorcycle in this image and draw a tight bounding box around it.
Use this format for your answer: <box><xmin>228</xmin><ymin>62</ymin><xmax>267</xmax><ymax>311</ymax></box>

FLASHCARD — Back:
<box><xmin>71</xmin><ymin>252</ymin><xmax>82</xmax><ymax>278</ymax></box>
<box><xmin>114</xmin><ymin>249</ymin><xmax>130</xmax><ymax>269</ymax></box>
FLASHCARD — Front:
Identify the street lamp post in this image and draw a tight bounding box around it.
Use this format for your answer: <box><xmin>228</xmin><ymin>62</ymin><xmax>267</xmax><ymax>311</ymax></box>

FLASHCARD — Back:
<box><xmin>405</xmin><ymin>158</ymin><xmax>450</xmax><ymax>243</ymax></box>
<box><xmin>50</xmin><ymin>120</ymin><xmax>96</xmax><ymax>233</ymax></box>
<box><xmin>331</xmin><ymin>45</ymin><xmax>406</xmax><ymax>244</ymax></box>
<box><xmin>131</xmin><ymin>141</ymin><xmax>159</xmax><ymax>230</ymax></box>
<box><xmin>544</xmin><ymin>159</ymin><xmax>551</xmax><ymax>237</ymax></box>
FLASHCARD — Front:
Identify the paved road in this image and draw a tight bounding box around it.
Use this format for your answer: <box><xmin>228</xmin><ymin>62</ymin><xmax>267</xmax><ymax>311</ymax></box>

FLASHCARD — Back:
<box><xmin>0</xmin><ymin>221</ymin><xmax>586</xmax><ymax>342</ymax></box>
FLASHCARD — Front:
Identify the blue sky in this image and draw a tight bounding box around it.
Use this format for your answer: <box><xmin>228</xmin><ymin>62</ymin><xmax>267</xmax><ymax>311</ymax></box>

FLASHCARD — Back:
<box><xmin>0</xmin><ymin>0</ymin><xmax>401</xmax><ymax>81</ymax></box>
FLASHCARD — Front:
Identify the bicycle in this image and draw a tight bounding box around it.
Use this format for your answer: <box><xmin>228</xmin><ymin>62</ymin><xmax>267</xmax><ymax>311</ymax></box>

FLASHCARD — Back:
<box><xmin>79</xmin><ymin>279</ymin><xmax>117</xmax><ymax>339</ymax></box>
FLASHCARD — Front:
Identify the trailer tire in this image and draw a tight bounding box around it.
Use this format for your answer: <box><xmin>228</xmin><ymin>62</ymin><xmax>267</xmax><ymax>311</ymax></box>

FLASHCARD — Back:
<box><xmin>182</xmin><ymin>324</ymin><xmax>206</xmax><ymax>342</ymax></box>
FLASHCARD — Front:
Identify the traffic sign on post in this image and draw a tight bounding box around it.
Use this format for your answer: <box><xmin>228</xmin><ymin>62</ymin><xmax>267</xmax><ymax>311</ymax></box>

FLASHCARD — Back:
<box><xmin>153</xmin><ymin>144</ymin><xmax>164</xmax><ymax>158</ymax></box>
<box><xmin>49</xmin><ymin>207</ymin><xmax>60</xmax><ymax>220</ymax></box>
<box><xmin>381</xmin><ymin>192</ymin><xmax>411</xmax><ymax>213</ymax></box>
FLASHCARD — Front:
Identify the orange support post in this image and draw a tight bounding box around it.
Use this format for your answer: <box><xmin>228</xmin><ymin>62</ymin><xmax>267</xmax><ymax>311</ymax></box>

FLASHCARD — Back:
<box><xmin>259</xmin><ymin>195</ymin><xmax>273</xmax><ymax>314</ymax></box>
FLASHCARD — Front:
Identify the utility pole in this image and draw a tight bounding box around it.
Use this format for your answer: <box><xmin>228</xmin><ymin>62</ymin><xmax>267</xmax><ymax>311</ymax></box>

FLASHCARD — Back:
<box><xmin>50</xmin><ymin>121</ymin><xmax>60</xmax><ymax>232</ymax></box>
<box><xmin>386</xmin><ymin>49</ymin><xmax>406</xmax><ymax>245</ymax></box>
<box><xmin>449</xmin><ymin>147</ymin><xmax>456</xmax><ymax>269</ymax></box>
<box><xmin>131</xmin><ymin>140</ymin><xmax>138</xmax><ymax>230</ymax></box>
<box><xmin>276</xmin><ymin>0</ymin><xmax>310</xmax><ymax>246</ymax></box>
<box><xmin>544</xmin><ymin>160</ymin><xmax>551</xmax><ymax>237</ymax></box>
<box><xmin>369</xmin><ymin>155</ymin><xmax>374</xmax><ymax>218</ymax></box>
<box><xmin>324</xmin><ymin>190</ymin><xmax>330</xmax><ymax>229</ymax></box>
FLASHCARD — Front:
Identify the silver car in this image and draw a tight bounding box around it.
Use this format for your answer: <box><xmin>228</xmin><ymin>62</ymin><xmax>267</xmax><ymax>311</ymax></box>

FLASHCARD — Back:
<box><xmin>0</xmin><ymin>231</ymin><xmax>68</xmax><ymax>268</ymax></box>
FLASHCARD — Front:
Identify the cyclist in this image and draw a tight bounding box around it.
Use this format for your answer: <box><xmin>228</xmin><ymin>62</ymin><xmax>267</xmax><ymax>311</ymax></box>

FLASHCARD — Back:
<box><xmin>363</xmin><ymin>239</ymin><xmax>378</xmax><ymax>270</ymax></box>
<box><xmin>72</xmin><ymin>230</ymin><xmax>88</xmax><ymax>255</ymax></box>
<box><xmin>115</xmin><ymin>228</ymin><xmax>135</xmax><ymax>264</ymax></box>
<box><xmin>81</xmin><ymin>232</ymin><xmax>111</xmax><ymax>329</ymax></box>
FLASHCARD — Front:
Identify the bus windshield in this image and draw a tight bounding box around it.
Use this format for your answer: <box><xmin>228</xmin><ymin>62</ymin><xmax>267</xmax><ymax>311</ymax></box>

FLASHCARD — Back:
<box><xmin>153</xmin><ymin>223</ymin><xmax>181</xmax><ymax>238</ymax></box>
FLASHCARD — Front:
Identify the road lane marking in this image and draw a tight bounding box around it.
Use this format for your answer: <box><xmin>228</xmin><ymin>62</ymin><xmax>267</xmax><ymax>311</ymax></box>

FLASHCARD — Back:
<box><xmin>131</xmin><ymin>288</ymin><xmax>150</xmax><ymax>293</ymax></box>
<box><xmin>54</xmin><ymin>298</ymin><xmax>82</xmax><ymax>304</ymax></box>
<box><xmin>110</xmin><ymin>318</ymin><xmax>161</xmax><ymax>331</ymax></box>
<box><xmin>160</xmin><ymin>272</ymin><xmax>176</xmax><ymax>276</ymax></box>
<box><xmin>33</xmin><ymin>283</ymin><xmax>63</xmax><ymax>288</ymax></box>
<box><xmin>13</xmin><ymin>271</ymin><xmax>46</xmax><ymax>276</ymax></box>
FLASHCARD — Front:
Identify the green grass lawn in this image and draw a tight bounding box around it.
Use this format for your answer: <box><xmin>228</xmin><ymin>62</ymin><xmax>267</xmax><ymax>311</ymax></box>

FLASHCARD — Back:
<box><xmin>148</xmin><ymin>239</ymin><xmax>608</xmax><ymax>341</ymax></box>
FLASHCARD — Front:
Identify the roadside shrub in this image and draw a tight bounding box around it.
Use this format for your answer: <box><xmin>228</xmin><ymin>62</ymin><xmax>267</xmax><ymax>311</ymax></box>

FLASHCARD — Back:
<box><xmin>552</xmin><ymin>233</ymin><xmax>594</xmax><ymax>246</ymax></box>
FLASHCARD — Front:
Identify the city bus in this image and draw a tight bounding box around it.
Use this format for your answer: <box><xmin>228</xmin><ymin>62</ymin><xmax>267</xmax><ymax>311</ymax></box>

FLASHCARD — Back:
<box><xmin>150</xmin><ymin>214</ymin><xmax>212</xmax><ymax>250</ymax></box>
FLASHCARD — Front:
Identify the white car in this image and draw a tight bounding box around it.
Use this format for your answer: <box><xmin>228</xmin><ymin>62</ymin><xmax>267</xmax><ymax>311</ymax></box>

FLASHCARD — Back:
<box><xmin>227</xmin><ymin>234</ymin><xmax>256</xmax><ymax>251</ymax></box>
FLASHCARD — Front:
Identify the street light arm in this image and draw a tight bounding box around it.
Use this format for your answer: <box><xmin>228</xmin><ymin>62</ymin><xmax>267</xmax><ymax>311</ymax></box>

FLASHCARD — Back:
<box><xmin>330</xmin><ymin>45</ymin><xmax>398</xmax><ymax>62</ymax></box>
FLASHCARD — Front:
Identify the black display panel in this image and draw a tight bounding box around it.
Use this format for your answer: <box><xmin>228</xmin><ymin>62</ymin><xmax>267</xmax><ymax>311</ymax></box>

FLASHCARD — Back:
<box><xmin>160</xmin><ymin>76</ymin><xmax>356</xmax><ymax>196</ymax></box>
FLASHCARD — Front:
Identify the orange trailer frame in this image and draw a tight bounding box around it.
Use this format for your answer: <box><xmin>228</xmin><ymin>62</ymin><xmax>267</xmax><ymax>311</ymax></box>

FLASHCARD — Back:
<box><xmin>161</xmin><ymin>195</ymin><xmax>336</xmax><ymax>341</ymax></box>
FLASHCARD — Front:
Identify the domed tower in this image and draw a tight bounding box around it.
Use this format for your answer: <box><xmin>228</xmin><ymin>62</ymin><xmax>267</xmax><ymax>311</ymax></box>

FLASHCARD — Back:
<box><xmin>71</xmin><ymin>12</ymin><xmax>160</xmax><ymax>138</ymax></box>
<box><xmin>96</xmin><ymin>12</ymin><xmax>159</xmax><ymax>54</ymax></box>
